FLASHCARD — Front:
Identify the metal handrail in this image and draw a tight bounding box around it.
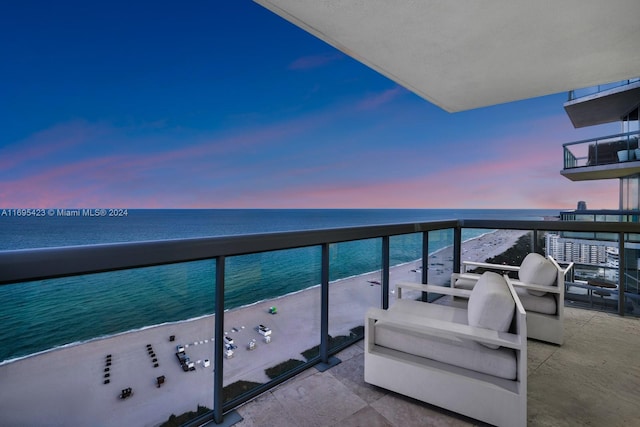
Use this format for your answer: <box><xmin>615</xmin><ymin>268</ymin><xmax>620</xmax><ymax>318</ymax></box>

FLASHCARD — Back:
<box><xmin>562</xmin><ymin>130</ymin><xmax>640</xmax><ymax>148</ymax></box>
<box><xmin>0</xmin><ymin>220</ymin><xmax>459</xmax><ymax>285</ymax></box>
<box><xmin>567</xmin><ymin>78</ymin><xmax>640</xmax><ymax>101</ymax></box>
<box><xmin>2</xmin><ymin>218</ymin><xmax>640</xmax><ymax>285</ymax></box>
<box><xmin>560</xmin><ymin>209</ymin><xmax>640</xmax><ymax>216</ymax></box>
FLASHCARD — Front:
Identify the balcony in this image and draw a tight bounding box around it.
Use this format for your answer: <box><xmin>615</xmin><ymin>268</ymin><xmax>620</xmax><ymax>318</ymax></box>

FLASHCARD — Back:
<box><xmin>1</xmin><ymin>219</ymin><xmax>639</xmax><ymax>426</ymax></box>
<box><xmin>567</xmin><ymin>78</ymin><xmax>640</xmax><ymax>101</ymax></box>
<box><xmin>561</xmin><ymin>131</ymin><xmax>640</xmax><ymax>181</ymax></box>
<box><xmin>564</xmin><ymin>78</ymin><xmax>640</xmax><ymax>128</ymax></box>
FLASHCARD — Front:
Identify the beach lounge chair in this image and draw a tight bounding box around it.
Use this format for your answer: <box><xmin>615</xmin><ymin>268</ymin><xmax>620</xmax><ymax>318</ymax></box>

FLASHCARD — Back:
<box><xmin>451</xmin><ymin>253</ymin><xmax>573</xmax><ymax>345</ymax></box>
<box><xmin>365</xmin><ymin>272</ymin><xmax>527</xmax><ymax>426</ymax></box>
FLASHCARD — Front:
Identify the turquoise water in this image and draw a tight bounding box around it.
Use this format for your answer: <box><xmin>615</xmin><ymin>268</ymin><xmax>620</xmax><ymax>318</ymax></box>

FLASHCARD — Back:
<box><xmin>0</xmin><ymin>209</ymin><xmax>556</xmax><ymax>363</ymax></box>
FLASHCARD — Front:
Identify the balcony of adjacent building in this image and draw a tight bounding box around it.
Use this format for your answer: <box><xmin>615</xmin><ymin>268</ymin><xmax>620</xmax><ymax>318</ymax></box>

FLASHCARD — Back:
<box><xmin>564</xmin><ymin>78</ymin><xmax>640</xmax><ymax>128</ymax></box>
<box><xmin>561</xmin><ymin>130</ymin><xmax>640</xmax><ymax>181</ymax></box>
<box><xmin>1</xmin><ymin>218</ymin><xmax>640</xmax><ymax>426</ymax></box>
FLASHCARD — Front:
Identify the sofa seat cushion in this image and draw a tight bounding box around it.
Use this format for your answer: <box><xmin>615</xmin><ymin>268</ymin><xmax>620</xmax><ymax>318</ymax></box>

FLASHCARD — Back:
<box><xmin>515</xmin><ymin>287</ymin><xmax>557</xmax><ymax>314</ymax></box>
<box><xmin>377</xmin><ymin>299</ymin><xmax>517</xmax><ymax>380</ymax></box>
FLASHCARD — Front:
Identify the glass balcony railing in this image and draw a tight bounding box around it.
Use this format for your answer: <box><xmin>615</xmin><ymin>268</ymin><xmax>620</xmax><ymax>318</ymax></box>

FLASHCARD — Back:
<box><xmin>567</xmin><ymin>78</ymin><xmax>640</xmax><ymax>101</ymax></box>
<box><xmin>560</xmin><ymin>209</ymin><xmax>640</xmax><ymax>224</ymax></box>
<box><xmin>1</xmin><ymin>218</ymin><xmax>639</xmax><ymax>426</ymax></box>
<box><xmin>563</xmin><ymin>130</ymin><xmax>640</xmax><ymax>170</ymax></box>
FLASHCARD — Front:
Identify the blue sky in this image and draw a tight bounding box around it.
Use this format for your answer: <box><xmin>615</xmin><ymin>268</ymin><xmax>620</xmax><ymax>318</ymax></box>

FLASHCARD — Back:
<box><xmin>0</xmin><ymin>0</ymin><xmax>621</xmax><ymax>209</ymax></box>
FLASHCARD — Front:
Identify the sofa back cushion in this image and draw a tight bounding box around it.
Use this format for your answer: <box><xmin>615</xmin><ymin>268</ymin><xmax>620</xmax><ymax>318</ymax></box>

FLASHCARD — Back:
<box><xmin>467</xmin><ymin>272</ymin><xmax>515</xmax><ymax>349</ymax></box>
<box><xmin>519</xmin><ymin>253</ymin><xmax>558</xmax><ymax>296</ymax></box>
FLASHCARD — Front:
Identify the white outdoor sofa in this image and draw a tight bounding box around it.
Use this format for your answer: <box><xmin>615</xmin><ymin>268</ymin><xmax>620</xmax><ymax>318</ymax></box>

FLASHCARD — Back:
<box><xmin>451</xmin><ymin>253</ymin><xmax>573</xmax><ymax>345</ymax></box>
<box><xmin>365</xmin><ymin>272</ymin><xmax>527</xmax><ymax>427</ymax></box>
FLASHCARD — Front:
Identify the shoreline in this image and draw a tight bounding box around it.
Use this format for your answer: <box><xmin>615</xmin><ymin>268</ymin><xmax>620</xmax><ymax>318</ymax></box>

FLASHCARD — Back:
<box><xmin>0</xmin><ymin>228</ymin><xmax>527</xmax><ymax>427</ymax></box>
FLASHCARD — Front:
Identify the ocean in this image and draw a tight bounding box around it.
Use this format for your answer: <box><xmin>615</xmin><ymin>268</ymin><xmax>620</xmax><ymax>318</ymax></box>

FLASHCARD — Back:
<box><xmin>0</xmin><ymin>209</ymin><xmax>557</xmax><ymax>363</ymax></box>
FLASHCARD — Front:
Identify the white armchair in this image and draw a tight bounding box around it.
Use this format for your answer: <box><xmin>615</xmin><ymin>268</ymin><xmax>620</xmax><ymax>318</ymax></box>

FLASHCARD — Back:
<box><xmin>451</xmin><ymin>253</ymin><xmax>574</xmax><ymax>345</ymax></box>
<box><xmin>365</xmin><ymin>272</ymin><xmax>527</xmax><ymax>427</ymax></box>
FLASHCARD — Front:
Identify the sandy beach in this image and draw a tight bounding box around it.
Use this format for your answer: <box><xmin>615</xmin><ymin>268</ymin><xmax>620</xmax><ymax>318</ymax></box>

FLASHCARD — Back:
<box><xmin>0</xmin><ymin>229</ymin><xmax>526</xmax><ymax>427</ymax></box>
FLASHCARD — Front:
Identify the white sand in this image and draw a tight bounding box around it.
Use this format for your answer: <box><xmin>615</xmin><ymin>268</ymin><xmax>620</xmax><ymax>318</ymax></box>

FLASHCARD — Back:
<box><xmin>0</xmin><ymin>229</ymin><xmax>526</xmax><ymax>427</ymax></box>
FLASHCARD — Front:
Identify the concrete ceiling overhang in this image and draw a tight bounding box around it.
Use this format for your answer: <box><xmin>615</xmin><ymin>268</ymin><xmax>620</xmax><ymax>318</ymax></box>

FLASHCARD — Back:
<box><xmin>253</xmin><ymin>0</ymin><xmax>640</xmax><ymax>112</ymax></box>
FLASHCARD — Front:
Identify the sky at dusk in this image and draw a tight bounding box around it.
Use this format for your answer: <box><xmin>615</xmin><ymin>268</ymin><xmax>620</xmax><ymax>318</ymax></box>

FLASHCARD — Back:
<box><xmin>0</xmin><ymin>1</ymin><xmax>622</xmax><ymax>210</ymax></box>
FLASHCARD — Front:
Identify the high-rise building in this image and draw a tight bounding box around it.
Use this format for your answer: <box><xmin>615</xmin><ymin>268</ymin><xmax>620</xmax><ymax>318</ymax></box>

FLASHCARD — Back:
<box><xmin>557</xmin><ymin>78</ymin><xmax>640</xmax><ymax>300</ymax></box>
<box><xmin>546</xmin><ymin>233</ymin><xmax>608</xmax><ymax>265</ymax></box>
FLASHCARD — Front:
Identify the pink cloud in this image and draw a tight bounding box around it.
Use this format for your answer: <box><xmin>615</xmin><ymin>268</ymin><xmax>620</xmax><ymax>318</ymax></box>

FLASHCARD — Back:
<box><xmin>0</xmin><ymin>120</ymin><xmax>107</xmax><ymax>171</ymax></box>
<box><xmin>0</xmin><ymin>109</ymin><xmax>338</xmax><ymax>207</ymax></box>
<box><xmin>356</xmin><ymin>86</ymin><xmax>405</xmax><ymax>111</ymax></box>
<box><xmin>288</xmin><ymin>52</ymin><xmax>343</xmax><ymax>70</ymax></box>
<box><xmin>224</xmin><ymin>116</ymin><xmax>620</xmax><ymax>210</ymax></box>
<box><xmin>2</xmin><ymin>102</ymin><xmax>620</xmax><ymax>210</ymax></box>
<box><xmin>0</xmin><ymin>154</ymin><xmax>134</xmax><ymax>207</ymax></box>
<box><xmin>186</xmin><ymin>114</ymin><xmax>620</xmax><ymax>210</ymax></box>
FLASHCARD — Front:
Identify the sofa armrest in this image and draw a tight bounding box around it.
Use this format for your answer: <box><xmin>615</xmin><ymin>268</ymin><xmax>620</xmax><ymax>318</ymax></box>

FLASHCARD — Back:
<box><xmin>562</xmin><ymin>261</ymin><xmax>575</xmax><ymax>279</ymax></box>
<box><xmin>463</xmin><ymin>260</ymin><xmax>520</xmax><ymax>273</ymax></box>
<box><xmin>451</xmin><ymin>272</ymin><xmax>480</xmax><ymax>286</ymax></box>
<box><xmin>366</xmin><ymin>307</ymin><xmax>523</xmax><ymax>351</ymax></box>
<box><xmin>453</xmin><ymin>273</ymin><xmax>562</xmax><ymax>296</ymax></box>
<box><xmin>509</xmin><ymin>280</ymin><xmax>562</xmax><ymax>294</ymax></box>
<box><xmin>451</xmin><ymin>272</ymin><xmax>480</xmax><ymax>285</ymax></box>
<box><xmin>396</xmin><ymin>281</ymin><xmax>472</xmax><ymax>299</ymax></box>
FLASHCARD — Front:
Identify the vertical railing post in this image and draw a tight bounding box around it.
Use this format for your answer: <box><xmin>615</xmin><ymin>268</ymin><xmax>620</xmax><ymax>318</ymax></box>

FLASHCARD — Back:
<box><xmin>618</xmin><ymin>233</ymin><xmax>626</xmax><ymax>316</ymax></box>
<box><xmin>422</xmin><ymin>232</ymin><xmax>429</xmax><ymax>284</ymax></box>
<box><xmin>422</xmin><ymin>231</ymin><xmax>429</xmax><ymax>298</ymax></box>
<box><xmin>533</xmin><ymin>229</ymin><xmax>539</xmax><ymax>254</ymax></box>
<box><xmin>421</xmin><ymin>232</ymin><xmax>429</xmax><ymax>302</ymax></box>
<box><xmin>213</xmin><ymin>256</ymin><xmax>225</xmax><ymax>424</ymax></box>
<box><xmin>453</xmin><ymin>226</ymin><xmax>462</xmax><ymax>275</ymax></box>
<box><xmin>382</xmin><ymin>236</ymin><xmax>390</xmax><ymax>310</ymax></box>
<box><xmin>320</xmin><ymin>243</ymin><xmax>330</xmax><ymax>364</ymax></box>
<box><xmin>316</xmin><ymin>243</ymin><xmax>340</xmax><ymax>371</ymax></box>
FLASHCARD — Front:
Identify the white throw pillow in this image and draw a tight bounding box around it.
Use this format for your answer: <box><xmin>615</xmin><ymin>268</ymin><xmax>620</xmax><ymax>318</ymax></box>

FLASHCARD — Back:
<box><xmin>518</xmin><ymin>253</ymin><xmax>557</xmax><ymax>296</ymax></box>
<box><xmin>467</xmin><ymin>271</ymin><xmax>514</xmax><ymax>349</ymax></box>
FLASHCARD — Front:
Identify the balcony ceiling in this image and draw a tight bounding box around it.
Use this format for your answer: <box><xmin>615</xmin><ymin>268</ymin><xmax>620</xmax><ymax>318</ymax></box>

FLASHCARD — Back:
<box><xmin>253</xmin><ymin>0</ymin><xmax>640</xmax><ymax>112</ymax></box>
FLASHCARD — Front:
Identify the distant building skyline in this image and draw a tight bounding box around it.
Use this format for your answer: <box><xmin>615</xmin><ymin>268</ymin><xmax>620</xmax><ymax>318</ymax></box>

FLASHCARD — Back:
<box><xmin>546</xmin><ymin>233</ymin><xmax>609</xmax><ymax>267</ymax></box>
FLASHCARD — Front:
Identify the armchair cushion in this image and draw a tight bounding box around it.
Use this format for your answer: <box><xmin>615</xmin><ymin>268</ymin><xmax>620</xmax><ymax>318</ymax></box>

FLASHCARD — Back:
<box><xmin>379</xmin><ymin>299</ymin><xmax>517</xmax><ymax>379</ymax></box>
<box><xmin>467</xmin><ymin>272</ymin><xmax>514</xmax><ymax>349</ymax></box>
<box><xmin>519</xmin><ymin>253</ymin><xmax>557</xmax><ymax>296</ymax></box>
<box><xmin>515</xmin><ymin>287</ymin><xmax>557</xmax><ymax>314</ymax></box>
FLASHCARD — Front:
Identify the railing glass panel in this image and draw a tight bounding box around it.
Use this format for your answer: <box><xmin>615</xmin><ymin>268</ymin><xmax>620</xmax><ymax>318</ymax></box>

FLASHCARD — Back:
<box><xmin>328</xmin><ymin>238</ymin><xmax>381</xmax><ymax>353</ymax></box>
<box><xmin>543</xmin><ymin>229</ymin><xmax>620</xmax><ymax>314</ymax></box>
<box><xmin>623</xmin><ymin>244</ymin><xmax>640</xmax><ymax>315</ymax></box>
<box><xmin>0</xmin><ymin>260</ymin><xmax>217</xmax><ymax>427</ymax></box>
<box><xmin>387</xmin><ymin>232</ymin><xmax>423</xmax><ymax>302</ymax></box>
<box><xmin>568</xmin><ymin>78</ymin><xmax>640</xmax><ymax>101</ymax></box>
<box><xmin>222</xmin><ymin>247</ymin><xmax>322</xmax><ymax>403</ymax></box>
<box><xmin>562</xmin><ymin>131</ymin><xmax>640</xmax><ymax>169</ymax></box>
<box><xmin>427</xmin><ymin>228</ymin><xmax>454</xmax><ymax>285</ymax></box>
